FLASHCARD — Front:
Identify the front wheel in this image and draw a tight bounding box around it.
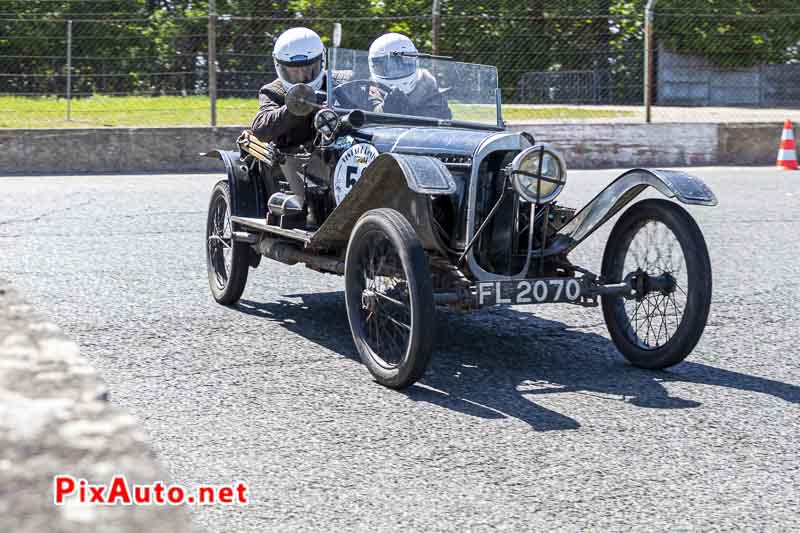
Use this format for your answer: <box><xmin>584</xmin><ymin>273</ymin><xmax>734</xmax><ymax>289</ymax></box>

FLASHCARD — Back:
<box><xmin>601</xmin><ymin>199</ymin><xmax>712</xmax><ymax>369</ymax></box>
<box><xmin>206</xmin><ymin>180</ymin><xmax>250</xmax><ymax>305</ymax></box>
<box><xmin>344</xmin><ymin>209</ymin><xmax>435</xmax><ymax>389</ymax></box>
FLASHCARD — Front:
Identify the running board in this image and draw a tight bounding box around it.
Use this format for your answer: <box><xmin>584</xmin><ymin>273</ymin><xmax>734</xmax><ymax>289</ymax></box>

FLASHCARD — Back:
<box><xmin>231</xmin><ymin>216</ymin><xmax>314</xmax><ymax>244</ymax></box>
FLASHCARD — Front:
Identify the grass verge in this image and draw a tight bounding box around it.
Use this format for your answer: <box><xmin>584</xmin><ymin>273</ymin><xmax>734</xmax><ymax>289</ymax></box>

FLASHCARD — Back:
<box><xmin>0</xmin><ymin>95</ymin><xmax>634</xmax><ymax>128</ymax></box>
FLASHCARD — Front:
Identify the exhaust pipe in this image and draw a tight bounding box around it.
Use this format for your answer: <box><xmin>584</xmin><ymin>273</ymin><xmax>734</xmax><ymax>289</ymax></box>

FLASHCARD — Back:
<box><xmin>253</xmin><ymin>237</ymin><xmax>345</xmax><ymax>275</ymax></box>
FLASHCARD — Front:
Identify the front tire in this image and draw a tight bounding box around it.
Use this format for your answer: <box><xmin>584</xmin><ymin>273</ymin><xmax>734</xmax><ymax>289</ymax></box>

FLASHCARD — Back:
<box><xmin>601</xmin><ymin>199</ymin><xmax>712</xmax><ymax>369</ymax></box>
<box><xmin>206</xmin><ymin>180</ymin><xmax>250</xmax><ymax>305</ymax></box>
<box><xmin>344</xmin><ymin>209</ymin><xmax>435</xmax><ymax>389</ymax></box>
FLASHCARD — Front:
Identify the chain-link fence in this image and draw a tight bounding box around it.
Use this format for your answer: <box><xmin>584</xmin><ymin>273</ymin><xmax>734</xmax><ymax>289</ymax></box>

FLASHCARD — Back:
<box><xmin>652</xmin><ymin>7</ymin><xmax>800</xmax><ymax>120</ymax></box>
<box><xmin>1</xmin><ymin>1</ymin><xmax>799</xmax><ymax>128</ymax></box>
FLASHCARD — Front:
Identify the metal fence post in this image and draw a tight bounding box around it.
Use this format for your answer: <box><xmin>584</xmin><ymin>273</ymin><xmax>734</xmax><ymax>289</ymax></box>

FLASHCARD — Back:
<box><xmin>66</xmin><ymin>20</ymin><xmax>72</xmax><ymax>121</ymax></box>
<box><xmin>644</xmin><ymin>0</ymin><xmax>657</xmax><ymax>123</ymax></box>
<box><xmin>208</xmin><ymin>0</ymin><xmax>218</xmax><ymax>127</ymax></box>
<box><xmin>431</xmin><ymin>0</ymin><xmax>441</xmax><ymax>56</ymax></box>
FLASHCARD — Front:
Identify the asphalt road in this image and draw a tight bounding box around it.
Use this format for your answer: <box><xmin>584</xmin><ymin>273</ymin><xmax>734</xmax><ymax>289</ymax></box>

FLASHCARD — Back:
<box><xmin>1</xmin><ymin>167</ymin><xmax>798</xmax><ymax>532</ymax></box>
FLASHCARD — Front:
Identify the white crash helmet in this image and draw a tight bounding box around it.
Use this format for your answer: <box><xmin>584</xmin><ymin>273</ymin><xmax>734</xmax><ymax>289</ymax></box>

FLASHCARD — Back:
<box><xmin>273</xmin><ymin>27</ymin><xmax>326</xmax><ymax>92</ymax></box>
<box><xmin>368</xmin><ymin>33</ymin><xmax>419</xmax><ymax>94</ymax></box>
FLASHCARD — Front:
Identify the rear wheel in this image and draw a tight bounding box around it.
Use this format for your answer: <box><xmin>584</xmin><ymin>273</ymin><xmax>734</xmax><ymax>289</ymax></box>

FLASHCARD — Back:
<box><xmin>344</xmin><ymin>209</ymin><xmax>435</xmax><ymax>389</ymax></box>
<box><xmin>206</xmin><ymin>180</ymin><xmax>250</xmax><ymax>305</ymax></box>
<box><xmin>601</xmin><ymin>199</ymin><xmax>712</xmax><ymax>369</ymax></box>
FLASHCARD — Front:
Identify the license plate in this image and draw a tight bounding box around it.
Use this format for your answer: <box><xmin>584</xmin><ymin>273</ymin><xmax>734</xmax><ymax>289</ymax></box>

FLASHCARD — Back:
<box><xmin>476</xmin><ymin>278</ymin><xmax>582</xmax><ymax>306</ymax></box>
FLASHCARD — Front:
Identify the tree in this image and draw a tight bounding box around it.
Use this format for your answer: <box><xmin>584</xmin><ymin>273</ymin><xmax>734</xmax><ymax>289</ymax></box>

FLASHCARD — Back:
<box><xmin>0</xmin><ymin>0</ymin><xmax>152</xmax><ymax>94</ymax></box>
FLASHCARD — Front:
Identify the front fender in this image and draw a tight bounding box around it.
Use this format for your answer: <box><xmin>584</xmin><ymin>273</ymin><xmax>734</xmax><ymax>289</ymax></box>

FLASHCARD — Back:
<box><xmin>548</xmin><ymin>168</ymin><xmax>717</xmax><ymax>255</ymax></box>
<box><xmin>309</xmin><ymin>153</ymin><xmax>454</xmax><ymax>252</ymax></box>
<box><xmin>203</xmin><ymin>149</ymin><xmax>265</xmax><ymax>218</ymax></box>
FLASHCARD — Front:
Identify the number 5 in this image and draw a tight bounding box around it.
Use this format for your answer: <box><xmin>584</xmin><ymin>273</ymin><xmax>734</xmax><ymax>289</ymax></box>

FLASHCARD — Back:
<box><xmin>345</xmin><ymin>166</ymin><xmax>359</xmax><ymax>187</ymax></box>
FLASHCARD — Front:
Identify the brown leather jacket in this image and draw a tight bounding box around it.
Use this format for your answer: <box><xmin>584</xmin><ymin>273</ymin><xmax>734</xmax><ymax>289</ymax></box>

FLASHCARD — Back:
<box><xmin>250</xmin><ymin>78</ymin><xmax>318</xmax><ymax>148</ymax></box>
<box><xmin>250</xmin><ymin>72</ymin><xmax>352</xmax><ymax>147</ymax></box>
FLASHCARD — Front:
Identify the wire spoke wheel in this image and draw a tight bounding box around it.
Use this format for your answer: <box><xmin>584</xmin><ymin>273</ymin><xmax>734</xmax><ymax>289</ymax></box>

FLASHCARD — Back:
<box><xmin>621</xmin><ymin>219</ymin><xmax>688</xmax><ymax>349</ymax></box>
<box><xmin>358</xmin><ymin>233</ymin><xmax>412</xmax><ymax>368</ymax></box>
<box><xmin>345</xmin><ymin>209</ymin><xmax>435</xmax><ymax>389</ymax></box>
<box><xmin>601</xmin><ymin>199</ymin><xmax>712</xmax><ymax>369</ymax></box>
<box><xmin>205</xmin><ymin>180</ymin><xmax>249</xmax><ymax>305</ymax></box>
<box><xmin>208</xmin><ymin>196</ymin><xmax>233</xmax><ymax>289</ymax></box>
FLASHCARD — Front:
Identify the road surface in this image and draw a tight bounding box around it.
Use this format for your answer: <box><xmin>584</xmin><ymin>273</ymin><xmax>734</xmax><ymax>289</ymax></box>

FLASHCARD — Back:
<box><xmin>1</xmin><ymin>167</ymin><xmax>798</xmax><ymax>531</ymax></box>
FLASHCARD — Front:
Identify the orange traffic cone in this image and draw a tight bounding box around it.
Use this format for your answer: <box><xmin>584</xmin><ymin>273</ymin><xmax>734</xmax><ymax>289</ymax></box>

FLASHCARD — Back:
<box><xmin>777</xmin><ymin>119</ymin><xmax>798</xmax><ymax>170</ymax></box>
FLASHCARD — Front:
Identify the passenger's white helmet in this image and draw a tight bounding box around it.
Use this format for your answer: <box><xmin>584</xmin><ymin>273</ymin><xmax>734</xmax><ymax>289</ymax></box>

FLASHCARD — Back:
<box><xmin>273</xmin><ymin>27</ymin><xmax>326</xmax><ymax>92</ymax></box>
<box><xmin>368</xmin><ymin>33</ymin><xmax>419</xmax><ymax>94</ymax></box>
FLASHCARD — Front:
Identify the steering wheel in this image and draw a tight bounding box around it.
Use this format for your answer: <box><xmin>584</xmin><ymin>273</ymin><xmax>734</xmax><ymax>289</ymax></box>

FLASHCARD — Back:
<box><xmin>332</xmin><ymin>79</ymin><xmax>393</xmax><ymax>110</ymax></box>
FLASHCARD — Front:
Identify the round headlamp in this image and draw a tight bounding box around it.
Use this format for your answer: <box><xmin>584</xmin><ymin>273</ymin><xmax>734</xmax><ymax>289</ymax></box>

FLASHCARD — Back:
<box><xmin>313</xmin><ymin>108</ymin><xmax>340</xmax><ymax>138</ymax></box>
<box><xmin>509</xmin><ymin>144</ymin><xmax>567</xmax><ymax>204</ymax></box>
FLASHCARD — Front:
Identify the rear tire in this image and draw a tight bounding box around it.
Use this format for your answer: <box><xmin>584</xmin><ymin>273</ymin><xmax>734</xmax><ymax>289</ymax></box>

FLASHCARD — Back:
<box><xmin>601</xmin><ymin>199</ymin><xmax>712</xmax><ymax>369</ymax></box>
<box><xmin>344</xmin><ymin>209</ymin><xmax>435</xmax><ymax>389</ymax></box>
<box><xmin>206</xmin><ymin>180</ymin><xmax>250</xmax><ymax>305</ymax></box>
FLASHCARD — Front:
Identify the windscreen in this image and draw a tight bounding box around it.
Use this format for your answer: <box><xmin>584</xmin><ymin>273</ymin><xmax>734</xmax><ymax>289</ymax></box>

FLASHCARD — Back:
<box><xmin>330</xmin><ymin>48</ymin><xmax>500</xmax><ymax>126</ymax></box>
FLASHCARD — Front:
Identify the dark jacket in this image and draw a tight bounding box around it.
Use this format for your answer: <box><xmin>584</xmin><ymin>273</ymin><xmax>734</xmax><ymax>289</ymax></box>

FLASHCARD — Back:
<box><xmin>251</xmin><ymin>78</ymin><xmax>318</xmax><ymax>147</ymax></box>
<box><xmin>251</xmin><ymin>72</ymin><xmax>351</xmax><ymax>147</ymax></box>
<box><xmin>368</xmin><ymin>69</ymin><xmax>452</xmax><ymax>120</ymax></box>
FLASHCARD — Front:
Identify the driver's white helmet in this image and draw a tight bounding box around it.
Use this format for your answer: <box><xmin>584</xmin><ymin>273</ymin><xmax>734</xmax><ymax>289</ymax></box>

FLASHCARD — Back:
<box><xmin>273</xmin><ymin>27</ymin><xmax>326</xmax><ymax>92</ymax></box>
<box><xmin>368</xmin><ymin>33</ymin><xmax>419</xmax><ymax>94</ymax></box>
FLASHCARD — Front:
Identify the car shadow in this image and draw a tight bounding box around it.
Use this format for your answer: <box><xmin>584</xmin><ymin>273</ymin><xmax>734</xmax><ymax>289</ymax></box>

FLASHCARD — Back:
<box><xmin>235</xmin><ymin>292</ymin><xmax>799</xmax><ymax>432</ymax></box>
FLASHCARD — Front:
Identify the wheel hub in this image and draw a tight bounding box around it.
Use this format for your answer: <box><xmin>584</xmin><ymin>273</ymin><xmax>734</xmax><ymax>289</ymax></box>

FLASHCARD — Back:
<box><xmin>361</xmin><ymin>290</ymin><xmax>379</xmax><ymax>313</ymax></box>
<box><xmin>651</xmin><ymin>272</ymin><xmax>677</xmax><ymax>295</ymax></box>
<box><xmin>630</xmin><ymin>270</ymin><xmax>677</xmax><ymax>300</ymax></box>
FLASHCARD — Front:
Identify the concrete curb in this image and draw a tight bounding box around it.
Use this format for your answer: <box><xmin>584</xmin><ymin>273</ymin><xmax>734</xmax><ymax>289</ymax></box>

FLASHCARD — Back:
<box><xmin>506</xmin><ymin>121</ymin><xmax>784</xmax><ymax>168</ymax></box>
<box><xmin>0</xmin><ymin>122</ymin><xmax>787</xmax><ymax>174</ymax></box>
<box><xmin>0</xmin><ymin>280</ymin><xmax>195</xmax><ymax>533</ymax></box>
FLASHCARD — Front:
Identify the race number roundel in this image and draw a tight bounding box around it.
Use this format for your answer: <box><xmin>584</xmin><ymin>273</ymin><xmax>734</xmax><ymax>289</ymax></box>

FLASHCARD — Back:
<box><xmin>333</xmin><ymin>143</ymin><xmax>379</xmax><ymax>205</ymax></box>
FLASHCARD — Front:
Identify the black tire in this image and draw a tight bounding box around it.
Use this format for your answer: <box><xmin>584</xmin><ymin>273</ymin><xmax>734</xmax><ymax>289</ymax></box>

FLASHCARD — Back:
<box><xmin>206</xmin><ymin>180</ymin><xmax>250</xmax><ymax>305</ymax></box>
<box><xmin>344</xmin><ymin>209</ymin><xmax>436</xmax><ymax>389</ymax></box>
<box><xmin>601</xmin><ymin>199</ymin><xmax>712</xmax><ymax>369</ymax></box>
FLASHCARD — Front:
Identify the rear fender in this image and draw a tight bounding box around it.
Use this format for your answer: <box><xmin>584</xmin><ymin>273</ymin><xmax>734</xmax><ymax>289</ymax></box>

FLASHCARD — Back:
<box><xmin>309</xmin><ymin>153</ymin><xmax>455</xmax><ymax>252</ymax></box>
<box><xmin>203</xmin><ymin>149</ymin><xmax>266</xmax><ymax>218</ymax></box>
<box><xmin>549</xmin><ymin>168</ymin><xmax>717</xmax><ymax>255</ymax></box>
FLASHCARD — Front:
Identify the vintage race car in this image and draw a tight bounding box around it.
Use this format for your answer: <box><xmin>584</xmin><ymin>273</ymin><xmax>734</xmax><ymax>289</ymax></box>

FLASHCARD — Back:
<box><xmin>204</xmin><ymin>48</ymin><xmax>716</xmax><ymax>389</ymax></box>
